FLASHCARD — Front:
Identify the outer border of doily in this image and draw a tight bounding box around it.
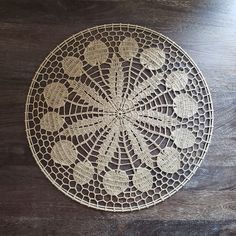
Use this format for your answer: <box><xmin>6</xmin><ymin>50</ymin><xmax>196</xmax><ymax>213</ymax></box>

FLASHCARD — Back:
<box><xmin>25</xmin><ymin>23</ymin><xmax>214</xmax><ymax>212</ymax></box>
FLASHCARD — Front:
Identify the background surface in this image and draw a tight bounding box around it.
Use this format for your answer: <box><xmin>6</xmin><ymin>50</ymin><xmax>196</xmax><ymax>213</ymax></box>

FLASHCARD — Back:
<box><xmin>0</xmin><ymin>0</ymin><xmax>236</xmax><ymax>235</ymax></box>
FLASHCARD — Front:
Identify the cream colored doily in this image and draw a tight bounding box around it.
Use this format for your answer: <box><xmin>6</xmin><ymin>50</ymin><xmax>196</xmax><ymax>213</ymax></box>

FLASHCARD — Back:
<box><xmin>25</xmin><ymin>24</ymin><xmax>213</xmax><ymax>212</ymax></box>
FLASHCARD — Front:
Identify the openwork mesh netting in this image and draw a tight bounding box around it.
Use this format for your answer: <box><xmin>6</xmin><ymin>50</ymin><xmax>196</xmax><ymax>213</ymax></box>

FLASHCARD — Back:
<box><xmin>25</xmin><ymin>24</ymin><xmax>213</xmax><ymax>212</ymax></box>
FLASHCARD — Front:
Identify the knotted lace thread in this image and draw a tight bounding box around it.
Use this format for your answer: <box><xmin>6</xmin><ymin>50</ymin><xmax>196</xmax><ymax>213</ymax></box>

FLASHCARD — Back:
<box><xmin>25</xmin><ymin>24</ymin><xmax>213</xmax><ymax>212</ymax></box>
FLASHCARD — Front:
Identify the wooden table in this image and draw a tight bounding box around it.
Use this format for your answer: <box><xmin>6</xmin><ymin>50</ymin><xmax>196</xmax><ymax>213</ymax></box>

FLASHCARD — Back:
<box><xmin>0</xmin><ymin>0</ymin><xmax>236</xmax><ymax>235</ymax></box>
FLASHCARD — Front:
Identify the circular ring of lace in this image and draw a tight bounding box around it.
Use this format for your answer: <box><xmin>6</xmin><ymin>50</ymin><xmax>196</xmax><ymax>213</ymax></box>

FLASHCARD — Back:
<box><xmin>25</xmin><ymin>24</ymin><xmax>214</xmax><ymax>212</ymax></box>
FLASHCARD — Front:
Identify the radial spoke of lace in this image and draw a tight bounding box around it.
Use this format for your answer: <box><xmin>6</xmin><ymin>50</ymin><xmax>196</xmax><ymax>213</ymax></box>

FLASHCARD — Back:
<box><xmin>96</xmin><ymin>119</ymin><xmax>121</xmax><ymax>173</ymax></box>
<box><xmin>108</xmin><ymin>54</ymin><xmax>124</xmax><ymax>108</ymax></box>
<box><xmin>67</xmin><ymin>78</ymin><xmax>115</xmax><ymax>112</ymax></box>
<box><xmin>126</xmin><ymin>126</ymin><xmax>154</xmax><ymax>168</ymax></box>
<box><xmin>26</xmin><ymin>24</ymin><xmax>213</xmax><ymax>212</ymax></box>
<box><xmin>126</xmin><ymin>110</ymin><xmax>179</xmax><ymax>128</ymax></box>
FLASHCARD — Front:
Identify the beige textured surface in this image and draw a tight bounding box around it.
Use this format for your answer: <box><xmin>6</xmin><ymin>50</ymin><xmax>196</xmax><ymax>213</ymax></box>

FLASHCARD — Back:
<box><xmin>25</xmin><ymin>24</ymin><xmax>213</xmax><ymax>212</ymax></box>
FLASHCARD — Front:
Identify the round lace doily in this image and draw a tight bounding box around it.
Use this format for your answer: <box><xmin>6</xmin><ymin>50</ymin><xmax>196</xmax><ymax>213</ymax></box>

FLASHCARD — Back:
<box><xmin>25</xmin><ymin>24</ymin><xmax>213</xmax><ymax>212</ymax></box>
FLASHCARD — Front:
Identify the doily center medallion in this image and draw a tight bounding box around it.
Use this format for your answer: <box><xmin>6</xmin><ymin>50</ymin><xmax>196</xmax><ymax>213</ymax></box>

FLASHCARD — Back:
<box><xmin>25</xmin><ymin>24</ymin><xmax>213</xmax><ymax>212</ymax></box>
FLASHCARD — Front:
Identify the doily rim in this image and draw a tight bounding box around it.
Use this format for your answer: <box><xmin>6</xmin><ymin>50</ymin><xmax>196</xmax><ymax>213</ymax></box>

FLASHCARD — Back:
<box><xmin>25</xmin><ymin>23</ymin><xmax>214</xmax><ymax>212</ymax></box>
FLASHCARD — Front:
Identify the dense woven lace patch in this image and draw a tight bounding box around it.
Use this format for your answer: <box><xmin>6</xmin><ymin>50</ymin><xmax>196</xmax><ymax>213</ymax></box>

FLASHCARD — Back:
<box><xmin>25</xmin><ymin>24</ymin><xmax>213</xmax><ymax>212</ymax></box>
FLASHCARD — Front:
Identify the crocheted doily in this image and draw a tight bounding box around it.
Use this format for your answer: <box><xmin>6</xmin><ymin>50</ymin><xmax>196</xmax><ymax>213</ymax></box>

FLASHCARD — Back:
<box><xmin>25</xmin><ymin>24</ymin><xmax>213</xmax><ymax>212</ymax></box>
